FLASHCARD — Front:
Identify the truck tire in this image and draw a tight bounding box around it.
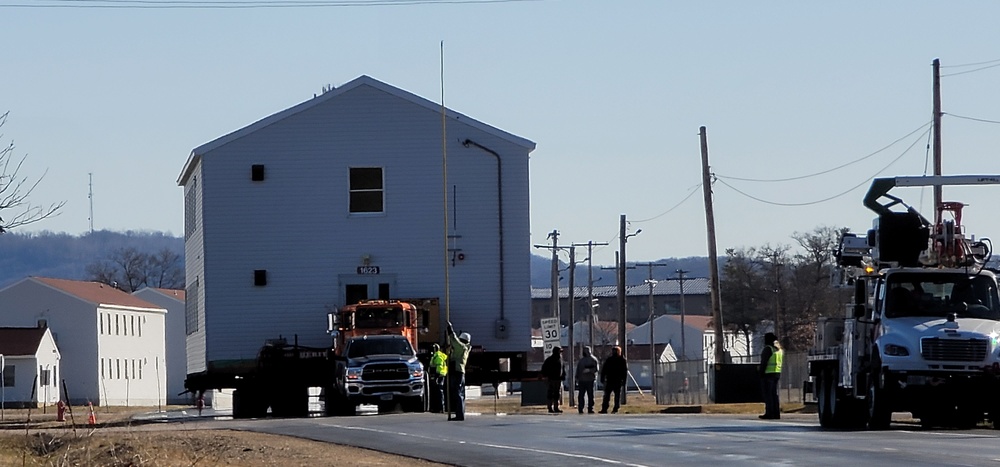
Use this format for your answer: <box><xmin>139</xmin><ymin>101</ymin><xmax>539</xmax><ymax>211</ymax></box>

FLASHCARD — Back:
<box><xmin>817</xmin><ymin>370</ymin><xmax>834</xmax><ymax>428</ymax></box>
<box><xmin>402</xmin><ymin>396</ymin><xmax>425</xmax><ymax>413</ymax></box>
<box><xmin>867</xmin><ymin>363</ymin><xmax>891</xmax><ymax>430</ymax></box>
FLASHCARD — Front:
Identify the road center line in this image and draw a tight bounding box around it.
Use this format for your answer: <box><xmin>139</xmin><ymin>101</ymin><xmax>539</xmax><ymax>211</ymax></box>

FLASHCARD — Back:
<box><xmin>321</xmin><ymin>422</ymin><xmax>651</xmax><ymax>466</ymax></box>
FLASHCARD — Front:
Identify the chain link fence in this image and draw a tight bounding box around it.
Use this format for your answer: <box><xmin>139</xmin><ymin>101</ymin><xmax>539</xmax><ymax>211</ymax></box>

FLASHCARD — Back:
<box><xmin>652</xmin><ymin>351</ymin><xmax>809</xmax><ymax>405</ymax></box>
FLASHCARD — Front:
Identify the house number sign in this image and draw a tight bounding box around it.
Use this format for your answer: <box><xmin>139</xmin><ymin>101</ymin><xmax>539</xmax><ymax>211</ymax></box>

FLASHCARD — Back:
<box><xmin>356</xmin><ymin>266</ymin><xmax>380</xmax><ymax>275</ymax></box>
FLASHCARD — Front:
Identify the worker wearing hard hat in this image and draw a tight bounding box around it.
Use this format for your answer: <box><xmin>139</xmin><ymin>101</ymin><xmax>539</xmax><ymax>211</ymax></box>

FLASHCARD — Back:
<box><xmin>429</xmin><ymin>343</ymin><xmax>449</xmax><ymax>413</ymax></box>
<box><xmin>446</xmin><ymin>322</ymin><xmax>471</xmax><ymax>421</ymax></box>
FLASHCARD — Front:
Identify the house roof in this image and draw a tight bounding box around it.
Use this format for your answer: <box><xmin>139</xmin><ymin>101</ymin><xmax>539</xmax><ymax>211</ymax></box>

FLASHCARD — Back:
<box><xmin>135</xmin><ymin>287</ymin><xmax>186</xmax><ymax>302</ymax></box>
<box><xmin>31</xmin><ymin>277</ymin><xmax>163</xmax><ymax>310</ymax></box>
<box><xmin>178</xmin><ymin>75</ymin><xmax>536</xmax><ymax>185</ymax></box>
<box><xmin>0</xmin><ymin>326</ymin><xmax>47</xmax><ymax>356</ymax></box>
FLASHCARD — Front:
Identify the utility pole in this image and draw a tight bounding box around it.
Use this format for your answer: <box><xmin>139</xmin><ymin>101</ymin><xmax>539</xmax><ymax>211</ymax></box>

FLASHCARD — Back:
<box><xmin>932</xmin><ymin>58</ymin><xmax>943</xmax><ymax>226</ymax></box>
<box><xmin>534</xmin><ymin>231</ymin><xmax>572</xmax><ymax>357</ymax></box>
<box><xmin>675</xmin><ymin>269</ymin><xmax>690</xmax><ymax>360</ymax></box>
<box><xmin>637</xmin><ymin>261</ymin><xmax>669</xmax><ymax>397</ymax></box>
<box><xmin>573</xmin><ymin>240</ymin><xmax>608</xmax><ymax>351</ymax></box>
<box><xmin>700</xmin><ymin>126</ymin><xmax>726</xmax><ymax>365</ymax></box>
<box><xmin>567</xmin><ymin>245</ymin><xmax>577</xmax><ymax>408</ymax></box>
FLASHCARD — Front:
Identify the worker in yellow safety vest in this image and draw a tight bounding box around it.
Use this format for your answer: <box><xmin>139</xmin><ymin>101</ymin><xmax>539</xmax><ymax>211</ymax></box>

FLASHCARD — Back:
<box><xmin>758</xmin><ymin>332</ymin><xmax>784</xmax><ymax>420</ymax></box>
<box><xmin>429</xmin><ymin>343</ymin><xmax>448</xmax><ymax>413</ymax></box>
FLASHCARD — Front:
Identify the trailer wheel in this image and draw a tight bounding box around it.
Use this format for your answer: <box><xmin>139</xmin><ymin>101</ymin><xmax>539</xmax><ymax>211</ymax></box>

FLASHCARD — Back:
<box><xmin>867</xmin><ymin>362</ymin><xmax>891</xmax><ymax>430</ymax></box>
<box><xmin>325</xmin><ymin>390</ymin><xmax>356</xmax><ymax>417</ymax></box>
<box><xmin>233</xmin><ymin>386</ymin><xmax>267</xmax><ymax>419</ymax></box>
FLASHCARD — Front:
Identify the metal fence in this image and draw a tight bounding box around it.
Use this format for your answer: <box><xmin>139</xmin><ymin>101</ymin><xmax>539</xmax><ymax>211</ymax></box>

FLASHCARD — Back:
<box><xmin>651</xmin><ymin>351</ymin><xmax>809</xmax><ymax>405</ymax></box>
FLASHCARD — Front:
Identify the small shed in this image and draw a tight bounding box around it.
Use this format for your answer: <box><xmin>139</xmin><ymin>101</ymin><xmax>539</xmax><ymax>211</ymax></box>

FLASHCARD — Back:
<box><xmin>0</xmin><ymin>324</ymin><xmax>61</xmax><ymax>408</ymax></box>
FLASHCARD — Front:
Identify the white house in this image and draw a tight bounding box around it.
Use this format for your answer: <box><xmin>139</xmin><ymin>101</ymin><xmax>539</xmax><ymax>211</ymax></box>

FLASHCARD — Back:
<box><xmin>0</xmin><ymin>277</ymin><xmax>167</xmax><ymax>406</ymax></box>
<box><xmin>133</xmin><ymin>287</ymin><xmax>187</xmax><ymax>404</ymax></box>
<box><xmin>627</xmin><ymin>314</ymin><xmax>711</xmax><ymax>361</ymax></box>
<box><xmin>0</xmin><ymin>324</ymin><xmax>60</xmax><ymax>408</ymax></box>
<box><xmin>178</xmin><ymin>75</ymin><xmax>535</xmax><ymax>385</ymax></box>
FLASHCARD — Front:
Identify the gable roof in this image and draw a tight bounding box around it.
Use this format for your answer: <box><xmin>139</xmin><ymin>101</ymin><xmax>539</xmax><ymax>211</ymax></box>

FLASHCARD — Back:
<box><xmin>31</xmin><ymin>277</ymin><xmax>163</xmax><ymax>310</ymax></box>
<box><xmin>178</xmin><ymin>75</ymin><xmax>536</xmax><ymax>185</ymax></box>
<box><xmin>0</xmin><ymin>326</ymin><xmax>47</xmax><ymax>356</ymax></box>
<box><xmin>135</xmin><ymin>287</ymin><xmax>186</xmax><ymax>302</ymax></box>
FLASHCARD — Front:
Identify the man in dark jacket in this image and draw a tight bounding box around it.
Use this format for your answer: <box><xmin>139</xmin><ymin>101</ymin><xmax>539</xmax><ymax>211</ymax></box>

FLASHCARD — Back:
<box><xmin>599</xmin><ymin>346</ymin><xmax>627</xmax><ymax>414</ymax></box>
<box><xmin>575</xmin><ymin>346</ymin><xmax>599</xmax><ymax>414</ymax></box>
<box><xmin>542</xmin><ymin>346</ymin><xmax>566</xmax><ymax>413</ymax></box>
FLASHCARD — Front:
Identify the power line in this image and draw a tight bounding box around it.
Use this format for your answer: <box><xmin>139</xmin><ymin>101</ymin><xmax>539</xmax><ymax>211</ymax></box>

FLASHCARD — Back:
<box><xmin>631</xmin><ymin>183</ymin><xmax>702</xmax><ymax>223</ymax></box>
<box><xmin>715</xmin><ymin>121</ymin><xmax>932</xmax><ymax>183</ymax></box>
<box><xmin>944</xmin><ymin>112</ymin><xmax>1000</xmax><ymax>125</ymax></box>
<box><xmin>940</xmin><ymin>58</ymin><xmax>1000</xmax><ymax>68</ymax></box>
<box><xmin>941</xmin><ymin>62</ymin><xmax>1000</xmax><ymax>78</ymax></box>
<box><xmin>716</xmin><ymin>126</ymin><xmax>931</xmax><ymax>207</ymax></box>
<box><xmin>0</xmin><ymin>0</ymin><xmax>536</xmax><ymax>8</ymax></box>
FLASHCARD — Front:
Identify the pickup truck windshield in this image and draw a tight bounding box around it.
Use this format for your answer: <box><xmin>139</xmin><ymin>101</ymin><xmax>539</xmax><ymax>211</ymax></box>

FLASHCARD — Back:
<box><xmin>346</xmin><ymin>338</ymin><xmax>414</xmax><ymax>358</ymax></box>
<box><xmin>885</xmin><ymin>272</ymin><xmax>1000</xmax><ymax>321</ymax></box>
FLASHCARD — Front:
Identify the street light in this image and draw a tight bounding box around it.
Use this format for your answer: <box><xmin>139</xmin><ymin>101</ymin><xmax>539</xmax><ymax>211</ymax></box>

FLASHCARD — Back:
<box><xmin>617</xmin><ymin>214</ymin><xmax>640</xmax><ymax>404</ymax></box>
<box><xmin>644</xmin><ymin>278</ymin><xmax>658</xmax><ymax>398</ymax></box>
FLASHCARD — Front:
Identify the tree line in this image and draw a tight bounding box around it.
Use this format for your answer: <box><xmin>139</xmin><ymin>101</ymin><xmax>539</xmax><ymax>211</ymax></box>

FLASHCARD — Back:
<box><xmin>720</xmin><ymin>225</ymin><xmax>853</xmax><ymax>352</ymax></box>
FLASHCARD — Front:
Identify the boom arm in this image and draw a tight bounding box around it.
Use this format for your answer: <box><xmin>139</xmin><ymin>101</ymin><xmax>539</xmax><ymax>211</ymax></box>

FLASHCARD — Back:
<box><xmin>864</xmin><ymin>175</ymin><xmax>1000</xmax><ymax>216</ymax></box>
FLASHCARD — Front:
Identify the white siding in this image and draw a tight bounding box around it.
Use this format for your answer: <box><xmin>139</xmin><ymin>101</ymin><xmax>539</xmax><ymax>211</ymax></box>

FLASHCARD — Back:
<box><xmin>96</xmin><ymin>306</ymin><xmax>167</xmax><ymax>406</ymax></box>
<box><xmin>0</xmin><ymin>280</ymin><xmax>99</xmax><ymax>404</ymax></box>
<box><xmin>188</xmin><ymin>80</ymin><xmax>533</xmax><ymax>370</ymax></box>
<box><xmin>184</xmin><ymin>162</ymin><xmax>208</xmax><ymax>375</ymax></box>
<box><xmin>133</xmin><ymin>289</ymin><xmax>188</xmax><ymax>404</ymax></box>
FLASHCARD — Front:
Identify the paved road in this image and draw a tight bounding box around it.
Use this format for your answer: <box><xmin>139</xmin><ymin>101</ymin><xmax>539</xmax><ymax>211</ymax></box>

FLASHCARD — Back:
<box><xmin>188</xmin><ymin>411</ymin><xmax>1000</xmax><ymax>466</ymax></box>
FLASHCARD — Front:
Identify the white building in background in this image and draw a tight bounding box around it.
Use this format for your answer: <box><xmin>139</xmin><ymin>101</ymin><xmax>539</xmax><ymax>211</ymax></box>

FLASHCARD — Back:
<box><xmin>133</xmin><ymin>287</ymin><xmax>187</xmax><ymax>404</ymax></box>
<box><xmin>0</xmin><ymin>277</ymin><xmax>167</xmax><ymax>406</ymax></box>
<box><xmin>0</xmin><ymin>324</ymin><xmax>60</xmax><ymax>408</ymax></box>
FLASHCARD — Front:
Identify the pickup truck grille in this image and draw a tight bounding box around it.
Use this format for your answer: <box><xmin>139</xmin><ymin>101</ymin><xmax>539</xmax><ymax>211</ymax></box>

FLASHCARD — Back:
<box><xmin>362</xmin><ymin>362</ymin><xmax>410</xmax><ymax>381</ymax></box>
<box><xmin>921</xmin><ymin>337</ymin><xmax>988</xmax><ymax>362</ymax></box>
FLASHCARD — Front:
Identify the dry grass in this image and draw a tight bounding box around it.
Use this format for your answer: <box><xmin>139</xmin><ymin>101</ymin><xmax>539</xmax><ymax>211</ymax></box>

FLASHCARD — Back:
<box><xmin>0</xmin><ymin>405</ymin><xmax>444</xmax><ymax>466</ymax></box>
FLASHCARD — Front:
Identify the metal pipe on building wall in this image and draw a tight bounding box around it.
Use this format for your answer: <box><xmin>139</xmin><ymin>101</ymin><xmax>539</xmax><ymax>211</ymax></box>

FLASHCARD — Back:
<box><xmin>461</xmin><ymin>139</ymin><xmax>506</xmax><ymax>323</ymax></box>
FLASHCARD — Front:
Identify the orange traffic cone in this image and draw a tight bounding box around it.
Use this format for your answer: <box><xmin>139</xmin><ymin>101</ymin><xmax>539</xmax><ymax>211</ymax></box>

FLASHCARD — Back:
<box><xmin>87</xmin><ymin>402</ymin><xmax>97</xmax><ymax>426</ymax></box>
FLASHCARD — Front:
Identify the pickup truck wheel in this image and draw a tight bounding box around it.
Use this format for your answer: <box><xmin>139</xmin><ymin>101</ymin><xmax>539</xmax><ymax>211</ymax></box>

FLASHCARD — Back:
<box><xmin>867</xmin><ymin>365</ymin><xmax>891</xmax><ymax>430</ymax></box>
<box><xmin>403</xmin><ymin>396</ymin><xmax>425</xmax><ymax>413</ymax></box>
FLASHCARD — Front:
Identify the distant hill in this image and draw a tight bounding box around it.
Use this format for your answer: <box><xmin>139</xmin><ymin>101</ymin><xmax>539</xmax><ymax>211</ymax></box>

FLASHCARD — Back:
<box><xmin>0</xmin><ymin>230</ymin><xmax>710</xmax><ymax>290</ymax></box>
<box><xmin>529</xmin><ymin>254</ymin><xmax>712</xmax><ymax>288</ymax></box>
<box><xmin>0</xmin><ymin>230</ymin><xmax>183</xmax><ymax>289</ymax></box>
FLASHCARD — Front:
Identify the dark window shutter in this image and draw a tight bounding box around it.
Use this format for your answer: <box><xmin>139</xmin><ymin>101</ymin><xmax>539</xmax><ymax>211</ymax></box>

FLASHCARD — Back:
<box><xmin>251</xmin><ymin>164</ymin><xmax>265</xmax><ymax>181</ymax></box>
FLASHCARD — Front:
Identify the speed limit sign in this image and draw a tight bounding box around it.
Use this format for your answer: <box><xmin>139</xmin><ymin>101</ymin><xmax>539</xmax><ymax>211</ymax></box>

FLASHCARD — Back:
<box><xmin>540</xmin><ymin>318</ymin><xmax>560</xmax><ymax>358</ymax></box>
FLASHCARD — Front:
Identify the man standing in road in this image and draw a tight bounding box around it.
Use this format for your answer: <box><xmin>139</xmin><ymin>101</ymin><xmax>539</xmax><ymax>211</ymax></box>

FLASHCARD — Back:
<box><xmin>429</xmin><ymin>343</ymin><xmax>448</xmax><ymax>413</ymax></box>
<box><xmin>575</xmin><ymin>346</ymin><xmax>599</xmax><ymax>414</ymax></box>
<box><xmin>447</xmin><ymin>322</ymin><xmax>471</xmax><ymax>421</ymax></box>
<box><xmin>758</xmin><ymin>332</ymin><xmax>783</xmax><ymax>420</ymax></box>
<box><xmin>542</xmin><ymin>346</ymin><xmax>566</xmax><ymax>413</ymax></box>
<box><xmin>599</xmin><ymin>346</ymin><xmax>627</xmax><ymax>414</ymax></box>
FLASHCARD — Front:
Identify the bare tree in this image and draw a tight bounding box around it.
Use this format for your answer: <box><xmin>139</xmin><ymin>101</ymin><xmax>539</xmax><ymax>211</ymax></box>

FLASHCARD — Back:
<box><xmin>146</xmin><ymin>248</ymin><xmax>184</xmax><ymax>289</ymax></box>
<box><xmin>86</xmin><ymin>246</ymin><xmax>184</xmax><ymax>292</ymax></box>
<box><xmin>0</xmin><ymin>111</ymin><xmax>65</xmax><ymax>233</ymax></box>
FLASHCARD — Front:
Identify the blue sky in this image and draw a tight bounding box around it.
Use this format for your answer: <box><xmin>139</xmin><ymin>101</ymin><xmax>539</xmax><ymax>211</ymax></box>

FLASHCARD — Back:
<box><xmin>4</xmin><ymin>0</ymin><xmax>1000</xmax><ymax>266</ymax></box>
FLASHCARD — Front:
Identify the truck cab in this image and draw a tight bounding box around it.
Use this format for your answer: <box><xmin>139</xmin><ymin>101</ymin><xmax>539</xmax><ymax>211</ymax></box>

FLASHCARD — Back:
<box><xmin>864</xmin><ymin>268</ymin><xmax>1000</xmax><ymax>427</ymax></box>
